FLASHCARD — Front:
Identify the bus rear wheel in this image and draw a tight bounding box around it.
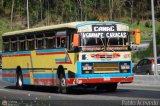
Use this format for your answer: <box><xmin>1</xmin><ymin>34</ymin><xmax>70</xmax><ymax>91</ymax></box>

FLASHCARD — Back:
<box><xmin>16</xmin><ymin>71</ymin><xmax>24</xmax><ymax>89</ymax></box>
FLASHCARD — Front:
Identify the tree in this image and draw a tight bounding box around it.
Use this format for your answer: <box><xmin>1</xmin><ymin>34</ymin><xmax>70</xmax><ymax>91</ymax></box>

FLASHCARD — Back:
<box><xmin>10</xmin><ymin>0</ymin><xmax>15</xmax><ymax>29</ymax></box>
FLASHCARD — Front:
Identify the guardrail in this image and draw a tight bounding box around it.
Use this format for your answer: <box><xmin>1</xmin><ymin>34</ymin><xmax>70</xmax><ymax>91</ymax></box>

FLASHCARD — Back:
<box><xmin>121</xmin><ymin>75</ymin><xmax>160</xmax><ymax>87</ymax></box>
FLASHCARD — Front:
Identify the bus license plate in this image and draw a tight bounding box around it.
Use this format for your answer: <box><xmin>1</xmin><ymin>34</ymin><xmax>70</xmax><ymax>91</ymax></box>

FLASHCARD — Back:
<box><xmin>104</xmin><ymin>77</ymin><xmax>110</xmax><ymax>81</ymax></box>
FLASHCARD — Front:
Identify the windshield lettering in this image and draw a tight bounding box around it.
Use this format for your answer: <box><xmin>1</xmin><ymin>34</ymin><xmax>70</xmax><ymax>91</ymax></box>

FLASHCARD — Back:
<box><xmin>82</xmin><ymin>33</ymin><xmax>104</xmax><ymax>38</ymax></box>
<box><xmin>94</xmin><ymin>26</ymin><xmax>115</xmax><ymax>31</ymax></box>
<box><xmin>106</xmin><ymin>32</ymin><xmax>127</xmax><ymax>38</ymax></box>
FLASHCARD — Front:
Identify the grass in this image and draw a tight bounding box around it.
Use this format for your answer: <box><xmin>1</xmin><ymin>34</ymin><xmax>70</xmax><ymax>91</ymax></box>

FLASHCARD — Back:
<box><xmin>129</xmin><ymin>21</ymin><xmax>160</xmax><ymax>41</ymax></box>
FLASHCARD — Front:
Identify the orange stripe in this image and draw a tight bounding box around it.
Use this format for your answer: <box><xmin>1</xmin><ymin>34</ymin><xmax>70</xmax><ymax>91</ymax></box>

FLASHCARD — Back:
<box><xmin>2</xmin><ymin>73</ymin><xmax>30</xmax><ymax>78</ymax></box>
<box><xmin>2</xmin><ymin>74</ymin><xmax>16</xmax><ymax>77</ymax></box>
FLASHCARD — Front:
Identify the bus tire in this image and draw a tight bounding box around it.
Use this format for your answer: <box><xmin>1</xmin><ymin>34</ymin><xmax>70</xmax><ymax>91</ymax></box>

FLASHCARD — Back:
<box><xmin>96</xmin><ymin>85</ymin><xmax>105</xmax><ymax>91</ymax></box>
<box><xmin>16</xmin><ymin>71</ymin><xmax>24</xmax><ymax>90</ymax></box>
<box><xmin>105</xmin><ymin>83</ymin><xmax>117</xmax><ymax>92</ymax></box>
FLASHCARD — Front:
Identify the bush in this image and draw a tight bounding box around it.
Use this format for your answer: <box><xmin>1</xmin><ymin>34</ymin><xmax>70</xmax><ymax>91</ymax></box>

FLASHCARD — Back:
<box><xmin>145</xmin><ymin>21</ymin><xmax>151</xmax><ymax>28</ymax></box>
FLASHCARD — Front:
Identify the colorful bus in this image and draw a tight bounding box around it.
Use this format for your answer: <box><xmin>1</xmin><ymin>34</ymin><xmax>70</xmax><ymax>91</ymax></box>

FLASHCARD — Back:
<box><xmin>2</xmin><ymin>21</ymin><xmax>136</xmax><ymax>93</ymax></box>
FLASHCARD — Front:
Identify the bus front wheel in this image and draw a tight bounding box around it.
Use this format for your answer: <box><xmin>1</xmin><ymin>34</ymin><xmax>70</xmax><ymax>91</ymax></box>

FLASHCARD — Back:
<box><xmin>58</xmin><ymin>73</ymin><xmax>70</xmax><ymax>94</ymax></box>
<box><xmin>16</xmin><ymin>71</ymin><xmax>24</xmax><ymax>89</ymax></box>
<box><xmin>105</xmin><ymin>83</ymin><xmax>118</xmax><ymax>92</ymax></box>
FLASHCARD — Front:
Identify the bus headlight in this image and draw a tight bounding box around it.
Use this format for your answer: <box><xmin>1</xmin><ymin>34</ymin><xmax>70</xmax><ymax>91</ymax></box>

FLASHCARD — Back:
<box><xmin>82</xmin><ymin>63</ymin><xmax>93</xmax><ymax>74</ymax></box>
<box><xmin>119</xmin><ymin>62</ymin><xmax>130</xmax><ymax>73</ymax></box>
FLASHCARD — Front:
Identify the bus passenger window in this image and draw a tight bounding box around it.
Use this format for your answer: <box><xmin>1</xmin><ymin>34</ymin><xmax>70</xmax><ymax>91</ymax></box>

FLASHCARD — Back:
<box><xmin>46</xmin><ymin>37</ymin><xmax>55</xmax><ymax>49</ymax></box>
<box><xmin>11</xmin><ymin>37</ymin><xmax>17</xmax><ymax>51</ymax></box>
<box><xmin>3</xmin><ymin>42</ymin><xmax>9</xmax><ymax>52</ymax></box>
<box><xmin>28</xmin><ymin>39</ymin><xmax>34</xmax><ymax>50</ymax></box>
<box><xmin>19</xmin><ymin>40</ymin><xmax>25</xmax><ymax>51</ymax></box>
<box><xmin>36</xmin><ymin>34</ymin><xmax>44</xmax><ymax>49</ymax></box>
<box><xmin>37</xmin><ymin>38</ymin><xmax>43</xmax><ymax>49</ymax></box>
<box><xmin>19</xmin><ymin>37</ymin><xmax>26</xmax><ymax>51</ymax></box>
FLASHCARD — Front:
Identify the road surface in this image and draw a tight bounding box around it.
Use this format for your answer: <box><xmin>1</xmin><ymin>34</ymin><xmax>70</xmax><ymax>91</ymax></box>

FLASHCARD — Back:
<box><xmin>0</xmin><ymin>69</ymin><xmax>160</xmax><ymax>106</ymax></box>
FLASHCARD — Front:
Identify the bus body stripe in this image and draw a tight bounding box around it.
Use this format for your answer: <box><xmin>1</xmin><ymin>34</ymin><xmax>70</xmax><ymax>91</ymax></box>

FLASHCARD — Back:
<box><xmin>2</xmin><ymin>73</ymin><xmax>30</xmax><ymax>78</ymax></box>
<box><xmin>34</xmin><ymin>78</ymin><xmax>56</xmax><ymax>85</ymax></box>
<box><xmin>33</xmin><ymin>74</ymin><xmax>55</xmax><ymax>78</ymax></box>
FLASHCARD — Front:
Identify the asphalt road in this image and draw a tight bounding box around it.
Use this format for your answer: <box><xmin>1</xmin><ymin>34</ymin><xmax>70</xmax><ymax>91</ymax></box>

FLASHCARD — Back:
<box><xmin>0</xmin><ymin>80</ymin><xmax>160</xmax><ymax>106</ymax></box>
<box><xmin>0</xmin><ymin>69</ymin><xmax>160</xmax><ymax>106</ymax></box>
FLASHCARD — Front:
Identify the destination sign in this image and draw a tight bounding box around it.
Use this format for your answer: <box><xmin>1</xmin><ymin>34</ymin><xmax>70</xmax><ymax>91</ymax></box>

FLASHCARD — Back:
<box><xmin>92</xmin><ymin>25</ymin><xmax>117</xmax><ymax>32</ymax></box>
<box><xmin>81</xmin><ymin>32</ymin><xmax>128</xmax><ymax>38</ymax></box>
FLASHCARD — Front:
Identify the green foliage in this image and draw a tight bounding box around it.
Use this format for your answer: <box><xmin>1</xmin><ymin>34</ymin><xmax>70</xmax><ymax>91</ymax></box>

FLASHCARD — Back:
<box><xmin>0</xmin><ymin>0</ymin><xmax>160</xmax><ymax>53</ymax></box>
<box><xmin>132</xmin><ymin>28</ymin><xmax>160</xmax><ymax>63</ymax></box>
<box><xmin>0</xmin><ymin>18</ymin><xmax>20</xmax><ymax>50</ymax></box>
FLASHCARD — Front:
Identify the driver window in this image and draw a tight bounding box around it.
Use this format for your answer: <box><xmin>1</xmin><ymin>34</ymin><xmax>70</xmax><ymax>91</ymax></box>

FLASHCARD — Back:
<box><xmin>57</xmin><ymin>37</ymin><xmax>66</xmax><ymax>48</ymax></box>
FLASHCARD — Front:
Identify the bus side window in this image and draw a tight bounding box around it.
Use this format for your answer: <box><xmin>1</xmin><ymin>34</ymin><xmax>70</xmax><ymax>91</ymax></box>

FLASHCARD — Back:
<box><xmin>57</xmin><ymin>37</ymin><xmax>66</xmax><ymax>48</ymax></box>
<box><xmin>36</xmin><ymin>34</ymin><xmax>44</xmax><ymax>49</ymax></box>
<box><xmin>46</xmin><ymin>37</ymin><xmax>56</xmax><ymax>49</ymax></box>
<box><xmin>27</xmin><ymin>35</ymin><xmax>34</xmax><ymax>50</ymax></box>
<box><xmin>19</xmin><ymin>36</ymin><xmax>25</xmax><ymax>51</ymax></box>
<box><xmin>11</xmin><ymin>37</ymin><xmax>17</xmax><ymax>51</ymax></box>
<box><xmin>68</xmin><ymin>34</ymin><xmax>73</xmax><ymax>51</ymax></box>
<box><xmin>3</xmin><ymin>42</ymin><xmax>9</xmax><ymax>52</ymax></box>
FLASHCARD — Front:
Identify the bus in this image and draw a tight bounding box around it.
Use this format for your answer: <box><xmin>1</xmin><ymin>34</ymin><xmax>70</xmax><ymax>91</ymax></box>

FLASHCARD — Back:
<box><xmin>2</xmin><ymin>21</ymin><xmax>139</xmax><ymax>93</ymax></box>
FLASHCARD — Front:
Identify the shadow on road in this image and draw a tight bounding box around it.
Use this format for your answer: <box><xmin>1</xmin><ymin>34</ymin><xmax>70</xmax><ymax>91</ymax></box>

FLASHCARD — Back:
<box><xmin>4</xmin><ymin>85</ymin><xmax>160</xmax><ymax>99</ymax></box>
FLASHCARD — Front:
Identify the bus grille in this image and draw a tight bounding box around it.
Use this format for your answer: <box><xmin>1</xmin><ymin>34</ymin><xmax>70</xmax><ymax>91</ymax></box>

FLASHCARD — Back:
<box><xmin>93</xmin><ymin>63</ymin><xmax>119</xmax><ymax>73</ymax></box>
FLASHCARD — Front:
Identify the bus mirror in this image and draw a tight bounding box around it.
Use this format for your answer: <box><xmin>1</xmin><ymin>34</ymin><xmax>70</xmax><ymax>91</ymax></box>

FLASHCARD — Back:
<box><xmin>73</xmin><ymin>34</ymin><xmax>79</xmax><ymax>47</ymax></box>
<box><xmin>132</xmin><ymin>29</ymin><xmax>141</xmax><ymax>45</ymax></box>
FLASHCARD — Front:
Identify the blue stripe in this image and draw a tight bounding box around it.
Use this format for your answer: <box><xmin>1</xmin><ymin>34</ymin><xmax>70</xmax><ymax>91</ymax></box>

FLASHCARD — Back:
<box><xmin>77</xmin><ymin>62</ymin><xmax>82</xmax><ymax>74</ymax></box>
<box><xmin>2</xmin><ymin>78</ymin><xmax>16</xmax><ymax>83</ymax></box>
<box><xmin>36</xmin><ymin>48</ymin><xmax>65</xmax><ymax>53</ymax></box>
<box><xmin>2</xmin><ymin>70</ymin><xmax>29</xmax><ymax>74</ymax></box>
<box><xmin>23</xmin><ymin>78</ymin><xmax>30</xmax><ymax>84</ymax></box>
<box><xmin>79</xmin><ymin>60</ymin><xmax>132</xmax><ymax>62</ymax></box>
<box><xmin>76</xmin><ymin>73</ymin><xmax>133</xmax><ymax>78</ymax></box>
<box><xmin>33</xmin><ymin>74</ymin><xmax>56</xmax><ymax>78</ymax></box>
<box><xmin>22</xmin><ymin>70</ymin><xmax>29</xmax><ymax>74</ymax></box>
<box><xmin>3</xmin><ymin>51</ymin><xmax>30</xmax><ymax>56</ymax></box>
<box><xmin>55</xmin><ymin>58</ymin><xmax>66</xmax><ymax>62</ymax></box>
<box><xmin>57</xmin><ymin>31</ymin><xmax>66</xmax><ymax>35</ymax></box>
<box><xmin>77</xmin><ymin>61</ymin><xmax>133</xmax><ymax>77</ymax></box>
<box><xmin>2</xmin><ymin>70</ymin><xmax>16</xmax><ymax>74</ymax></box>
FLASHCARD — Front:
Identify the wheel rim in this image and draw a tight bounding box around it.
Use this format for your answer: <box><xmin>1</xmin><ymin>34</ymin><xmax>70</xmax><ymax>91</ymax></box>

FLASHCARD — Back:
<box><xmin>18</xmin><ymin>75</ymin><xmax>22</xmax><ymax>87</ymax></box>
<box><xmin>61</xmin><ymin>78</ymin><xmax>66</xmax><ymax>87</ymax></box>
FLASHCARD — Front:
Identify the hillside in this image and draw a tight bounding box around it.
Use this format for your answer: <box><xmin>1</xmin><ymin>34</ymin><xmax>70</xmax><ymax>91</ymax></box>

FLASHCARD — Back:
<box><xmin>0</xmin><ymin>0</ymin><xmax>160</xmax><ymax>53</ymax></box>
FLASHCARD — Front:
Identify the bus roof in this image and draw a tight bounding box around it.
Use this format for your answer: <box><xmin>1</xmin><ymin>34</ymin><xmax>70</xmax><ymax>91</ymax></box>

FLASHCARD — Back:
<box><xmin>2</xmin><ymin>21</ymin><xmax>127</xmax><ymax>37</ymax></box>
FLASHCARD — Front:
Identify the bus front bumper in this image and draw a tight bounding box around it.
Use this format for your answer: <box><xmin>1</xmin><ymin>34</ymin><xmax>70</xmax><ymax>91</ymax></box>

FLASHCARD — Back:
<box><xmin>67</xmin><ymin>76</ymin><xmax>133</xmax><ymax>86</ymax></box>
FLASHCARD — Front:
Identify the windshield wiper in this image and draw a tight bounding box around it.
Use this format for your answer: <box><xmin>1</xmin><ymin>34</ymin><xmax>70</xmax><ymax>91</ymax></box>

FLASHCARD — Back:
<box><xmin>99</xmin><ymin>37</ymin><xmax>105</xmax><ymax>51</ymax></box>
<box><xmin>106</xmin><ymin>37</ymin><xmax>115</xmax><ymax>52</ymax></box>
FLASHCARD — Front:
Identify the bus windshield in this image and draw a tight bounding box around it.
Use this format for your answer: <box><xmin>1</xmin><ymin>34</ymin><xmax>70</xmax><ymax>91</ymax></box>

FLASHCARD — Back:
<box><xmin>81</xmin><ymin>37</ymin><xmax>128</xmax><ymax>46</ymax></box>
<box><xmin>80</xmin><ymin>32</ymin><xmax>130</xmax><ymax>52</ymax></box>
